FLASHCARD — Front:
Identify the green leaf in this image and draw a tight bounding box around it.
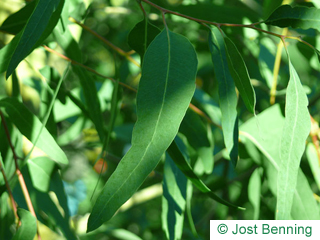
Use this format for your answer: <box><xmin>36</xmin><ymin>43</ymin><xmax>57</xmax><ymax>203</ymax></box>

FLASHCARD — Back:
<box><xmin>306</xmin><ymin>143</ymin><xmax>320</xmax><ymax>190</ymax></box>
<box><xmin>179</xmin><ymin>109</ymin><xmax>214</xmax><ymax>175</ymax></box>
<box><xmin>12</xmin><ymin>209</ymin><xmax>37</xmax><ymax>240</ymax></box>
<box><xmin>208</xmin><ymin>26</ymin><xmax>239</xmax><ymax>166</ymax></box>
<box><xmin>0</xmin><ymin>0</ymin><xmax>36</xmax><ymax>35</ymax></box>
<box><xmin>128</xmin><ymin>19</ymin><xmax>161</xmax><ymax>63</ymax></box>
<box><xmin>225</xmin><ymin>37</ymin><xmax>256</xmax><ymax>114</ymax></box>
<box><xmin>265</xmin><ymin>5</ymin><xmax>320</xmax><ymax>32</ymax></box>
<box><xmin>87</xmin><ymin>29</ymin><xmax>197</xmax><ymax>232</ymax></box>
<box><xmin>27</xmin><ymin>157</ymin><xmax>56</xmax><ymax>192</ymax></box>
<box><xmin>167</xmin><ymin>139</ymin><xmax>244</xmax><ymax>210</ymax></box>
<box><xmin>162</xmin><ymin>154</ymin><xmax>187</xmax><ymax>240</ymax></box>
<box><xmin>276</xmin><ymin>60</ymin><xmax>311</xmax><ymax>220</ymax></box>
<box><xmin>248</xmin><ymin>168</ymin><xmax>261</xmax><ymax>220</ymax></box>
<box><xmin>0</xmin><ymin>98</ymin><xmax>68</xmax><ymax>165</ymax></box>
<box><xmin>6</xmin><ymin>0</ymin><xmax>65</xmax><ymax>78</ymax></box>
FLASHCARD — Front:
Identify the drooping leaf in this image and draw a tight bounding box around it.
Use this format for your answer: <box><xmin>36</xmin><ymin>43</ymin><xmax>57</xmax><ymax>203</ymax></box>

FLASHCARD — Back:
<box><xmin>27</xmin><ymin>157</ymin><xmax>56</xmax><ymax>192</ymax></box>
<box><xmin>265</xmin><ymin>5</ymin><xmax>320</xmax><ymax>32</ymax></box>
<box><xmin>225</xmin><ymin>37</ymin><xmax>256</xmax><ymax>114</ymax></box>
<box><xmin>53</xmin><ymin>16</ymin><xmax>104</xmax><ymax>141</ymax></box>
<box><xmin>128</xmin><ymin>19</ymin><xmax>161</xmax><ymax>62</ymax></box>
<box><xmin>167</xmin><ymin>139</ymin><xmax>244</xmax><ymax>210</ymax></box>
<box><xmin>87</xmin><ymin>29</ymin><xmax>197</xmax><ymax>232</ymax></box>
<box><xmin>162</xmin><ymin>154</ymin><xmax>187</xmax><ymax>240</ymax></box>
<box><xmin>0</xmin><ymin>98</ymin><xmax>68</xmax><ymax>165</ymax></box>
<box><xmin>12</xmin><ymin>209</ymin><xmax>37</xmax><ymax>240</ymax></box>
<box><xmin>0</xmin><ymin>0</ymin><xmax>36</xmax><ymax>35</ymax></box>
<box><xmin>276</xmin><ymin>60</ymin><xmax>311</xmax><ymax>220</ymax></box>
<box><xmin>6</xmin><ymin>0</ymin><xmax>65</xmax><ymax>78</ymax></box>
<box><xmin>241</xmin><ymin>105</ymin><xmax>319</xmax><ymax>219</ymax></box>
<box><xmin>208</xmin><ymin>26</ymin><xmax>239</xmax><ymax>166</ymax></box>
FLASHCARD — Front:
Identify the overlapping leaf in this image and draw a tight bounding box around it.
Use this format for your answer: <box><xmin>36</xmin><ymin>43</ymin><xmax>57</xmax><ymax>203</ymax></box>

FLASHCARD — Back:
<box><xmin>265</xmin><ymin>5</ymin><xmax>320</xmax><ymax>31</ymax></box>
<box><xmin>87</xmin><ymin>29</ymin><xmax>197</xmax><ymax>232</ymax></box>
<box><xmin>0</xmin><ymin>98</ymin><xmax>68</xmax><ymax>165</ymax></box>
<box><xmin>225</xmin><ymin>37</ymin><xmax>256</xmax><ymax>114</ymax></box>
<box><xmin>12</xmin><ymin>209</ymin><xmax>37</xmax><ymax>240</ymax></box>
<box><xmin>6</xmin><ymin>0</ymin><xmax>65</xmax><ymax>78</ymax></box>
<box><xmin>276</xmin><ymin>60</ymin><xmax>311</xmax><ymax>220</ymax></box>
<box><xmin>208</xmin><ymin>26</ymin><xmax>239</xmax><ymax>166</ymax></box>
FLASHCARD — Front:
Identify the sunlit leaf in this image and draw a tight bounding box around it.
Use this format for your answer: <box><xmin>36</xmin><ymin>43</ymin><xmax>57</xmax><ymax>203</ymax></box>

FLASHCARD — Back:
<box><xmin>276</xmin><ymin>60</ymin><xmax>311</xmax><ymax>220</ymax></box>
<box><xmin>0</xmin><ymin>98</ymin><xmax>68</xmax><ymax>165</ymax></box>
<box><xmin>265</xmin><ymin>5</ymin><xmax>320</xmax><ymax>31</ymax></box>
<box><xmin>87</xmin><ymin>28</ymin><xmax>197</xmax><ymax>232</ymax></box>
<box><xmin>6</xmin><ymin>0</ymin><xmax>65</xmax><ymax>78</ymax></box>
<box><xmin>248</xmin><ymin>168</ymin><xmax>261</xmax><ymax>220</ymax></box>
<box><xmin>208</xmin><ymin>26</ymin><xmax>239</xmax><ymax>166</ymax></box>
<box><xmin>12</xmin><ymin>209</ymin><xmax>37</xmax><ymax>240</ymax></box>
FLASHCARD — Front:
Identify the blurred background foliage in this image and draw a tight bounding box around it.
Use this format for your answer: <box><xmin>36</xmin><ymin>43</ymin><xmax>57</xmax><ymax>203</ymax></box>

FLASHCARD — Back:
<box><xmin>1</xmin><ymin>0</ymin><xmax>320</xmax><ymax>239</ymax></box>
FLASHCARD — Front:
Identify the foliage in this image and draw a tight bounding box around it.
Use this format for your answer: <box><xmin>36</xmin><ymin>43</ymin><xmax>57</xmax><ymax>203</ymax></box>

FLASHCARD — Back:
<box><xmin>0</xmin><ymin>0</ymin><xmax>320</xmax><ymax>239</ymax></box>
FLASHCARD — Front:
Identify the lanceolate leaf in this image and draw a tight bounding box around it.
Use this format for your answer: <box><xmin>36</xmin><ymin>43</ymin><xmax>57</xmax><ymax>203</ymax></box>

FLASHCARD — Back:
<box><xmin>209</xmin><ymin>26</ymin><xmax>239</xmax><ymax>166</ymax></box>
<box><xmin>167</xmin><ymin>140</ymin><xmax>244</xmax><ymax>210</ymax></box>
<box><xmin>265</xmin><ymin>5</ymin><xmax>320</xmax><ymax>32</ymax></box>
<box><xmin>276</xmin><ymin>59</ymin><xmax>311</xmax><ymax>220</ymax></box>
<box><xmin>87</xmin><ymin>29</ymin><xmax>197</xmax><ymax>232</ymax></box>
<box><xmin>225</xmin><ymin>37</ymin><xmax>256</xmax><ymax>114</ymax></box>
<box><xmin>6</xmin><ymin>0</ymin><xmax>65</xmax><ymax>78</ymax></box>
<box><xmin>12</xmin><ymin>209</ymin><xmax>37</xmax><ymax>240</ymax></box>
<box><xmin>0</xmin><ymin>98</ymin><xmax>68</xmax><ymax>165</ymax></box>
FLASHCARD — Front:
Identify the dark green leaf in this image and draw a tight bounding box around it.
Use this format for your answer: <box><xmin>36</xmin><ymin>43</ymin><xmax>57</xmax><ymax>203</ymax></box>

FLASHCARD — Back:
<box><xmin>265</xmin><ymin>5</ymin><xmax>320</xmax><ymax>31</ymax></box>
<box><xmin>276</xmin><ymin>60</ymin><xmax>311</xmax><ymax>220</ymax></box>
<box><xmin>225</xmin><ymin>37</ymin><xmax>256</xmax><ymax>114</ymax></box>
<box><xmin>128</xmin><ymin>19</ymin><xmax>161</xmax><ymax>63</ymax></box>
<box><xmin>12</xmin><ymin>209</ymin><xmax>37</xmax><ymax>240</ymax></box>
<box><xmin>87</xmin><ymin>29</ymin><xmax>197</xmax><ymax>232</ymax></box>
<box><xmin>167</xmin><ymin>140</ymin><xmax>244</xmax><ymax>209</ymax></box>
<box><xmin>6</xmin><ymin>0</ymin><xmax>65</xmax><ymax>78</ymax></box>
<box><xmin>0</xmin><ymin>1</ymin><xmax>36</xmax><ymax>35</ymax></box>
<box><xmin>0</xmin><ymin>98</ymin><xmax>68</xmax><ymax>165</ymax></box>
<box><xmin>208</xmin><ymin>26</ymin><xmax>239</xmax><ymax>166</ymax></box>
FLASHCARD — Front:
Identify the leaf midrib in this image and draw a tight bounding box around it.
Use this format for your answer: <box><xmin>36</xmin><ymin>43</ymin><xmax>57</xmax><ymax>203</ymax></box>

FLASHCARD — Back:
<box><xmin>90</xmin><ymin>29</ymin><xmax>172</xmax><ymax>227</ymax></box>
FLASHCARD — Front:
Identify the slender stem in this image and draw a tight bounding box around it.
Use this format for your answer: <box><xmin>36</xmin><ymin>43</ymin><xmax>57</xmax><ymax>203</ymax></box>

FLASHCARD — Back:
<box><xmin>69</xmin><ymin>17</ymin><xmax>140</xmax><ymax>68</ymax></box>
<box><xmin>310</xmin><ymin>116</ymin><xmax>320</xmax><ymax>166</ymax></box>
<box><xmin>0</xmin><ymin>160</ymin><xmax>18</xmax><ymax>220</ymax></box>
<box><xmin>0</xmin><ymin>111</ymin><xmax>41</xmax><ymax>240</ymax></box>
<box><xmin>270</xmin><ymin>28</ymin><xmax>288</xmax><ymax>105</ymax></box>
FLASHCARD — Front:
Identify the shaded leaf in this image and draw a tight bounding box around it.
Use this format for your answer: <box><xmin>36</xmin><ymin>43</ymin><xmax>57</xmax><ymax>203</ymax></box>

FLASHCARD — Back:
<box><xmin>87</xmin><ymin>29</ymin><xmax>197</xmax><ymax>232</ymax></box>
<box><xmin>225</xmin><ymin>37</ymin><xmax>256</xmax><ymax>114</ymax></box>
<box><xmin>306</xmin><ymin>143</ymin><xmax>320</xmax><ymax>190</ymax></box>
<box><xmin>208</xmin><ymin>26</ymin><xmax>239</xmax><ymax>166</ymax></box>
<box><xmin>248</xmin><ymin>168</ymin><xmax>261</xmax><ymax>220</ymax></box>
<box><xmin>167</xmin><ymin>140</ymin><xmax>244</xmax><ymax>210</ymax></box>
<box><xmin>12</xmin><ymin>209</ymin><xmax>37</xmax><ymax>240</ymax></box>
<box><xmin>128</xmin><ymin>19</ymin><xmax>161</xmax><ymax>62</ymax></box>
<box><xmin>162</xmin><ymin>154</ymin><xmax>187</xmax><ymax>240</ymax></box>
<box><xmin>0</xmin><ymin>1</ymin><xmax>36</xmax><ymax>35</ymax></box>
<box><xmin>276</xmin><ymin>60</ymin><xmax>311</xmax><ymax>220</ymax></box>
<box><xmin>6</xmin><ymin>0</ymin><xmax>65</xmax><ymax>78</ymax></box>
<box><xmin>0</xmin><ymin>98</ymin><xmax>68</xmax><ymax>165</ymax></box>
<box><xmin>265</xmin><ymin>5</ymin><xmax>320</xmax><ymax>31</ymax></box>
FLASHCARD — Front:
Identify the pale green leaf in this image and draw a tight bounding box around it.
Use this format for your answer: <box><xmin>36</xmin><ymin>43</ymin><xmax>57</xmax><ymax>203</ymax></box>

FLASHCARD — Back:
<box><xmin>276</xmin><ymin>60</ymin><xmax>311</xmax><ymax>220</ymax></box>
<box><xmin>0</xmin><ymin>98</ymin><xmax>68</xmax><ymax>165</ymax></box>
<box><xmin>12</xmin><ymin>209</ymin><xmax>37</xmax><ymax>240</ymax></box>
<box><xmin>208</xmin><ymin>26</ymin><xmax>239</xmax><ymax>166</ymax></box>
<box><xmin>248</xmin><ymin>168</ymin><xmax>261</xmax><ymax>220</ymax></box>
<box><xmin>87</xmin><ymin>28</ymin><xmax>197</xmax><ymax>232</ymax></box>
<box><xmin>306</xmin><ymin>143</ymin><xmax>320</xmax><ymax>190</ymax></box>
